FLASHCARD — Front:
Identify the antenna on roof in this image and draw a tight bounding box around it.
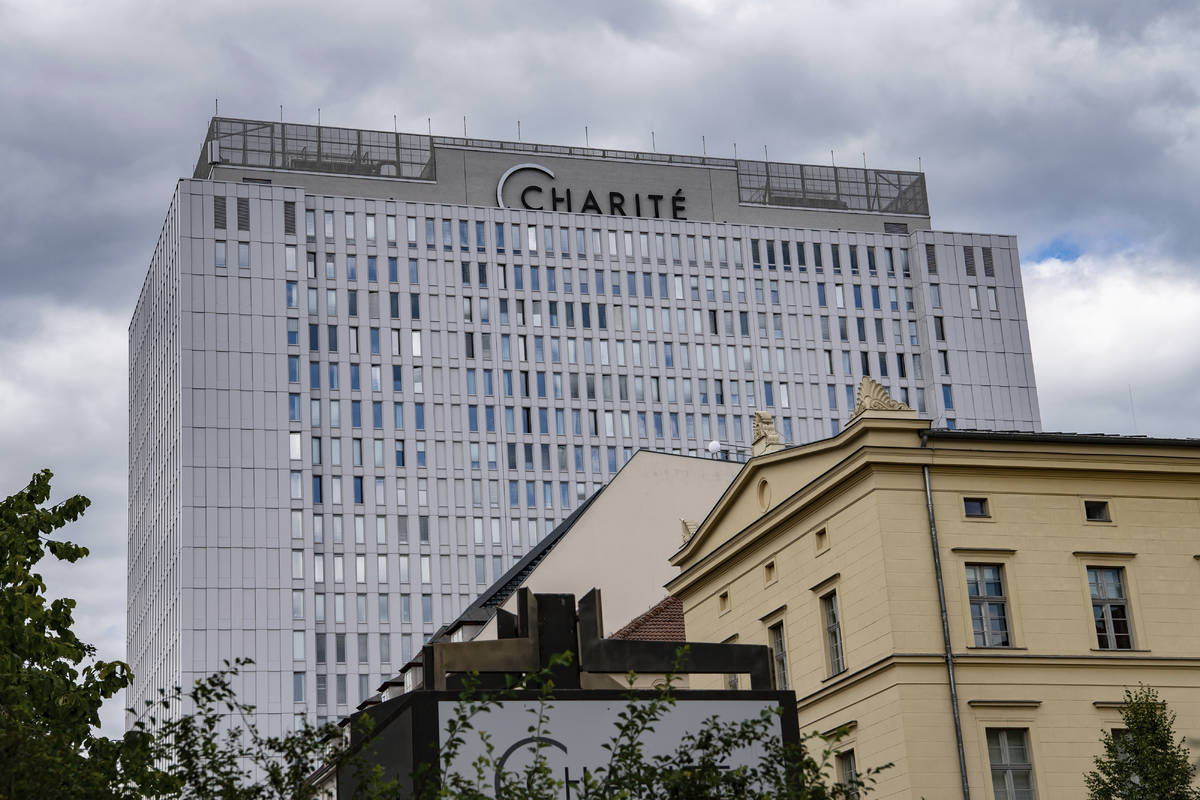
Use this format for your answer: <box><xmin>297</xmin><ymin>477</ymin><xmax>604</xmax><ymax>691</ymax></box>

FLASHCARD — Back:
<box><xmin>919</xmin><ymin>156</ymin><xmax>923</xmax><ymax>172</ymax></box>
<box><xmin>651</xmin><ymin>130</ymin><xmax>656</xmax><ymax>152</ymax></box>
<box><xmin>318</xmin><ymin>107</ymin><xmax>321</xmax><ymax>125</ymax></box>
<box><xmin>517</xmin><ymin>120</ymin><xmax>521</xmax><ymax>141</ymax></box>
<box><xmin>862</xmin><ymin>152</ymin><xmax>867</xmax><ymax>170</ymax></box>
<box><xmin>463</xmin><ymin>115</ymin><xmax>467</xmax><ymax>136</ymax></box>
<box><xmin>280</xmin><ymin>104</ymin><xmax>283</xmax><ymax>122</ymax></box>
<box><xmin>831</xmin><ymin>149</ymin><xmax>836</xmax><ymax>167</ymax></box>
<box><xmin>701</xmin><ymin>135</ymin><xmax>706</xmax><ymax>156</ymax></box>
<box><xmin>585</xmin><ymin>125</ymin><xmax>589</xmax><ymax>147</ymax></box>
<box><xmin>732</xmin><ymin>141</ymin><xmax>737</xmax><ymax>159</ymax></box>
<box><xmin>427</xmin><ymin>117</ymin><xmax>432</xmax><ymax>136</ymax></box>
<box><xmin>763</xmin><ymin>145</ymin><xmax>769</xmax><ymax>162</ymax></box>
<box><xmin>214</xmin><ymin>98</ymin><xmax>219</xmax><ymax>116</ymax></box>
<box><xmin>1128</xmin><ymin>384</ymin><xmax>1139</xmax><ymax>434</ymax></box>
<box><xmin>393</xmin><ymin>114</ymin><xmax>397</xmax><ymax>133</ymax></box>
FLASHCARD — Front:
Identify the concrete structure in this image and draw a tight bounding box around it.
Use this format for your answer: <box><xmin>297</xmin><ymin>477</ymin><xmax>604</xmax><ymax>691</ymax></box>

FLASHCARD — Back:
<box><xmin>128</xmin><ymin>117</ymin><xmax>1041</xmax><ymax>734</ymax></box>
<box><xmin>668</xmin><ymin>382</ymin><xmax>1200</xmax><ymax>798</ymax></box>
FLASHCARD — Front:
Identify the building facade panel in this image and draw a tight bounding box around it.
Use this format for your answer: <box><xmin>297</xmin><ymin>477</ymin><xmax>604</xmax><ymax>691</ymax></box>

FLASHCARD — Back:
<box><xmin>130</xmin><ymin>119</ymin><xmax>1041</xmax><ymax>732</ymax></box>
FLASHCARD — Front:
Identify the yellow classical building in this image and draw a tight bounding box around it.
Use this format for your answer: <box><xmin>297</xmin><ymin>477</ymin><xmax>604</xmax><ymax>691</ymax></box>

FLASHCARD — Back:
<box><xmin>668</xmin><ymin>383</ymin><xmax>1200</xmax><ymax>799</ymax></box>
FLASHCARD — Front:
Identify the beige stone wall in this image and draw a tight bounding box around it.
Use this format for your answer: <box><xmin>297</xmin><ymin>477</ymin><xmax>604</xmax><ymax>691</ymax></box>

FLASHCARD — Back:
<box><xmin>929</xmin><ymin>466</ymin><xmax>1200</xmax><ymax>657</ymax></box>
<box><xmin>673</xmin><ymin>415</ymin><xmax>1200</xmax><ymax>799</ymax></box>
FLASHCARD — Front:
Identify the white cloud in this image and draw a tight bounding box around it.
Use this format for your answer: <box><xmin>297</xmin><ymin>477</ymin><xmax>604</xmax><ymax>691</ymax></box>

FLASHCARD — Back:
<box><xmin>0</xmin><ymin>300</ymin><xmax>129</xmax><ymax>737</ymax></box>
<box><xmin>1024</xmin><ymin>252</ymin><xmax>1200</xmax><ymax>437</ymax></box>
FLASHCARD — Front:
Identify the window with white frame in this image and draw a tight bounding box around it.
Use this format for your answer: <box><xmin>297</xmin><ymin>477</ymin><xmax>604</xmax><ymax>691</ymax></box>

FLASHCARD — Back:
<box><xmin>986</xmin><ymin>728</ymin><xmax>1036</xmax><ymax>799</ymax></box>
<box><xmin>966</xmin><ymin>564</ymin><xmax>1010</xmax><ymax>647</ymax></box>
<box><xmin>1088</xmin><ymin>566</ymin><xmax>1132</xmax><ymax>649</ymax></box>
<box><xmin>822</xmin><ymin>591</ymin><xmax>845</xmax><ymax>675</ymax></box>
<box><xmin>767</xmin><ymin>620</ymin><xmax>789</xmax><ymax>690</ymax></box>
<box><xmin>837</xmin><ymin>749</ymin><xmax>859</xmax><ymax>799</ymax></box>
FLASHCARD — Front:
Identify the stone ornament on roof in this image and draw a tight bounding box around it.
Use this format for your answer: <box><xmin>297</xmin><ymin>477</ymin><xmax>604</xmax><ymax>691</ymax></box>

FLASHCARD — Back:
<box><xmin>850</xmin><ymin>377</ymin><xmax>912</xmax><ymax>420</ymax></box>
<box><xmin>751</xmin><ymin>411</ymin><xmax>786</xmax><ymax>456</ymax></box>
<box><xmin>751</xmin><ymin>411</ymin><xmax>785</xmax><ymax>457</ymax></box>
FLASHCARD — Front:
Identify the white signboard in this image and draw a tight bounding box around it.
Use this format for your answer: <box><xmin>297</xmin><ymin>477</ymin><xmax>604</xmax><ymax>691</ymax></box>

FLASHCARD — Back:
<box><xmin>439</xmin><ymin>697</ymin><xmax>781</xmax><ymax>797</ymax></box>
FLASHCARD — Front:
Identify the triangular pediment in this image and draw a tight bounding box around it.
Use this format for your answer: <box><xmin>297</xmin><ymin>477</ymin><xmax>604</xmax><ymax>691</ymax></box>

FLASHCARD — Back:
<box><xmin>671</xmin><ymin>412</ymin><xmax>930</xmax><ymax>569</ymax></box>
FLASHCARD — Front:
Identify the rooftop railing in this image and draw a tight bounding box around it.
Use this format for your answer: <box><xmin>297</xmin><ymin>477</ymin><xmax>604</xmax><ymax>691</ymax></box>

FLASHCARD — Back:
<box><xmin>196</xmin><ymin>117</ymin><xmax>929</xmax><ymax>216</ymax></box>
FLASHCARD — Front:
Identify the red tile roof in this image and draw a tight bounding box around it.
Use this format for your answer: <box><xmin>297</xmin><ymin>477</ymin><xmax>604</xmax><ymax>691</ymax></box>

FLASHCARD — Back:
<box><xmin>610</xmin><ymin>595</ymin><xmax>686</xmax><ymax>642</ymax></box>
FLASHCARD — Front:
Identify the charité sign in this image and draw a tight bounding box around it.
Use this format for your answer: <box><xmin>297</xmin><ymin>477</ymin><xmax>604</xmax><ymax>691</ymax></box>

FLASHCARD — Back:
<box><xmin>496</xmin><ymin>163</ymin><xmax>688</xmax><ymax>220</ymax></box>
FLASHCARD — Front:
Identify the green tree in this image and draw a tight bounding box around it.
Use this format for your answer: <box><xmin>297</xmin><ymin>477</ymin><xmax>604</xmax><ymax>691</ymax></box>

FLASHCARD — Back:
<box><xmin>1085</xmin><ymin>685</ymin><xmax>1200</xmax><ymax>800</ymax></box>
<box><xmin>0</xmin><ymin>470</ymin><xmax>389</xmax><ymax>800</ymax></box>
<box><xmin>0</xmin><ymin>468</ymin><xmax>133</xmax><ymax>799</ymax></box>
<box><xmin>123</xmin><ymin>659</ymin><xmax>396</xmax><ymax>800</ymax></box>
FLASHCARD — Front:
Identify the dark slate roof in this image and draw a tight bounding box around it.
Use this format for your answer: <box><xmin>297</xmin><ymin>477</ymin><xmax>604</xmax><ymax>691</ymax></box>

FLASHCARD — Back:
<box><xmin>437</xmin><ymin>485</ymin><xmax>607</xmax><ymax>639</ymax></box>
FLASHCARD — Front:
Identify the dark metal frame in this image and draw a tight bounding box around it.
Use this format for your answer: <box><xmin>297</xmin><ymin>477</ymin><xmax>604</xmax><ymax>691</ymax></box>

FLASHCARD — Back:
<box><xmin>421</xmin><ymin>588</ymin><xmax>775</xmax><ymax>691</ymax></box>
<box><xmin>331</xmin><ymin>588</ymin><xmax>796</xmax><ymax>799</ymax></box>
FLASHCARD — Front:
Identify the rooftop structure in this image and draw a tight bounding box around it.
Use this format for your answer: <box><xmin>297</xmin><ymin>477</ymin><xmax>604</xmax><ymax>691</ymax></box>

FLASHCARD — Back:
<box><xmin>196</xmin><ymin>117</ymin><xmax>930</xmax><ymax>218</ymax></box>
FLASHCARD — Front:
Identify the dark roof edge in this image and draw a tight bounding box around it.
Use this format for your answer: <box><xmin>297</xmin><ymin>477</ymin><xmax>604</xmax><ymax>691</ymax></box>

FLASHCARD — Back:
<box><xmin>440</xmin><ymin>483</ymin><xmax>607</xmax><ymax>637</ymax></box>
<box><xmin>922</xmin><ymin>429</ymin><xmax>1200</xmax><ymax>447</ymax></box>
<box><xmin>439</xmin><ymin>449</ymin><xmax>737</xmax><ymax>640</ymax></box>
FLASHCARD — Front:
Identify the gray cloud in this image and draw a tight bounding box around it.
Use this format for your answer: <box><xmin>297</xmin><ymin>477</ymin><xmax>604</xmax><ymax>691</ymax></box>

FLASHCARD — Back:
<box><xmin>4</xmin><ymin>0</ymin><xmax>1199</xmax><ymax>304</ymax></box>
<box><xmin>1020</xmin><ymin>0</ymin><xmax>1198</xmax><ymax>39</ymax></box>
<box><xmin>2</xmin><ymin>0</ymin><xmax>1200</xmax><ymax>737</ymax></box>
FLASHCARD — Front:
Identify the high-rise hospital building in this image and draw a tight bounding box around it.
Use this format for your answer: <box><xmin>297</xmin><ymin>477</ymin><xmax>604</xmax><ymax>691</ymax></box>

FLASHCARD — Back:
<box><xmin>128</xmin><ymin>117</ymin><xmax>1040</xmax><ymax>731</ymax></box>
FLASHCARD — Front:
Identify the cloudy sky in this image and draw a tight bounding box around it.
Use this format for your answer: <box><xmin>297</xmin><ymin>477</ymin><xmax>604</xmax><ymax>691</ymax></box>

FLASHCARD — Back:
<box><xmin>2</xmin><ymin>0</ymin><xmax>1198</xmax><ymax>736</ymax></box>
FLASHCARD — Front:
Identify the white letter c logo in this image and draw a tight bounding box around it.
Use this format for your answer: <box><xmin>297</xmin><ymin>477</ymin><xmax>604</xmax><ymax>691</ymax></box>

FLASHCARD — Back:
<box><xmin>497</xmin><ymin>163</ymin><xmax>555</xmax><ymax>209</ymax></box>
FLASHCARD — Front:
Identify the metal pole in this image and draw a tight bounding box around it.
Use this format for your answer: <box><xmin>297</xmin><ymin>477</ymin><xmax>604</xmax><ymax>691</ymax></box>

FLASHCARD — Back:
<box><xmin>922</xmin><ymin>464</ymin><xmax>972</xmax><ymax>800</ymax></box>
<box><xmin>832</xmin><ymin>150</ymin><xmax>841</xmax><ymax>205</ymax></box>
